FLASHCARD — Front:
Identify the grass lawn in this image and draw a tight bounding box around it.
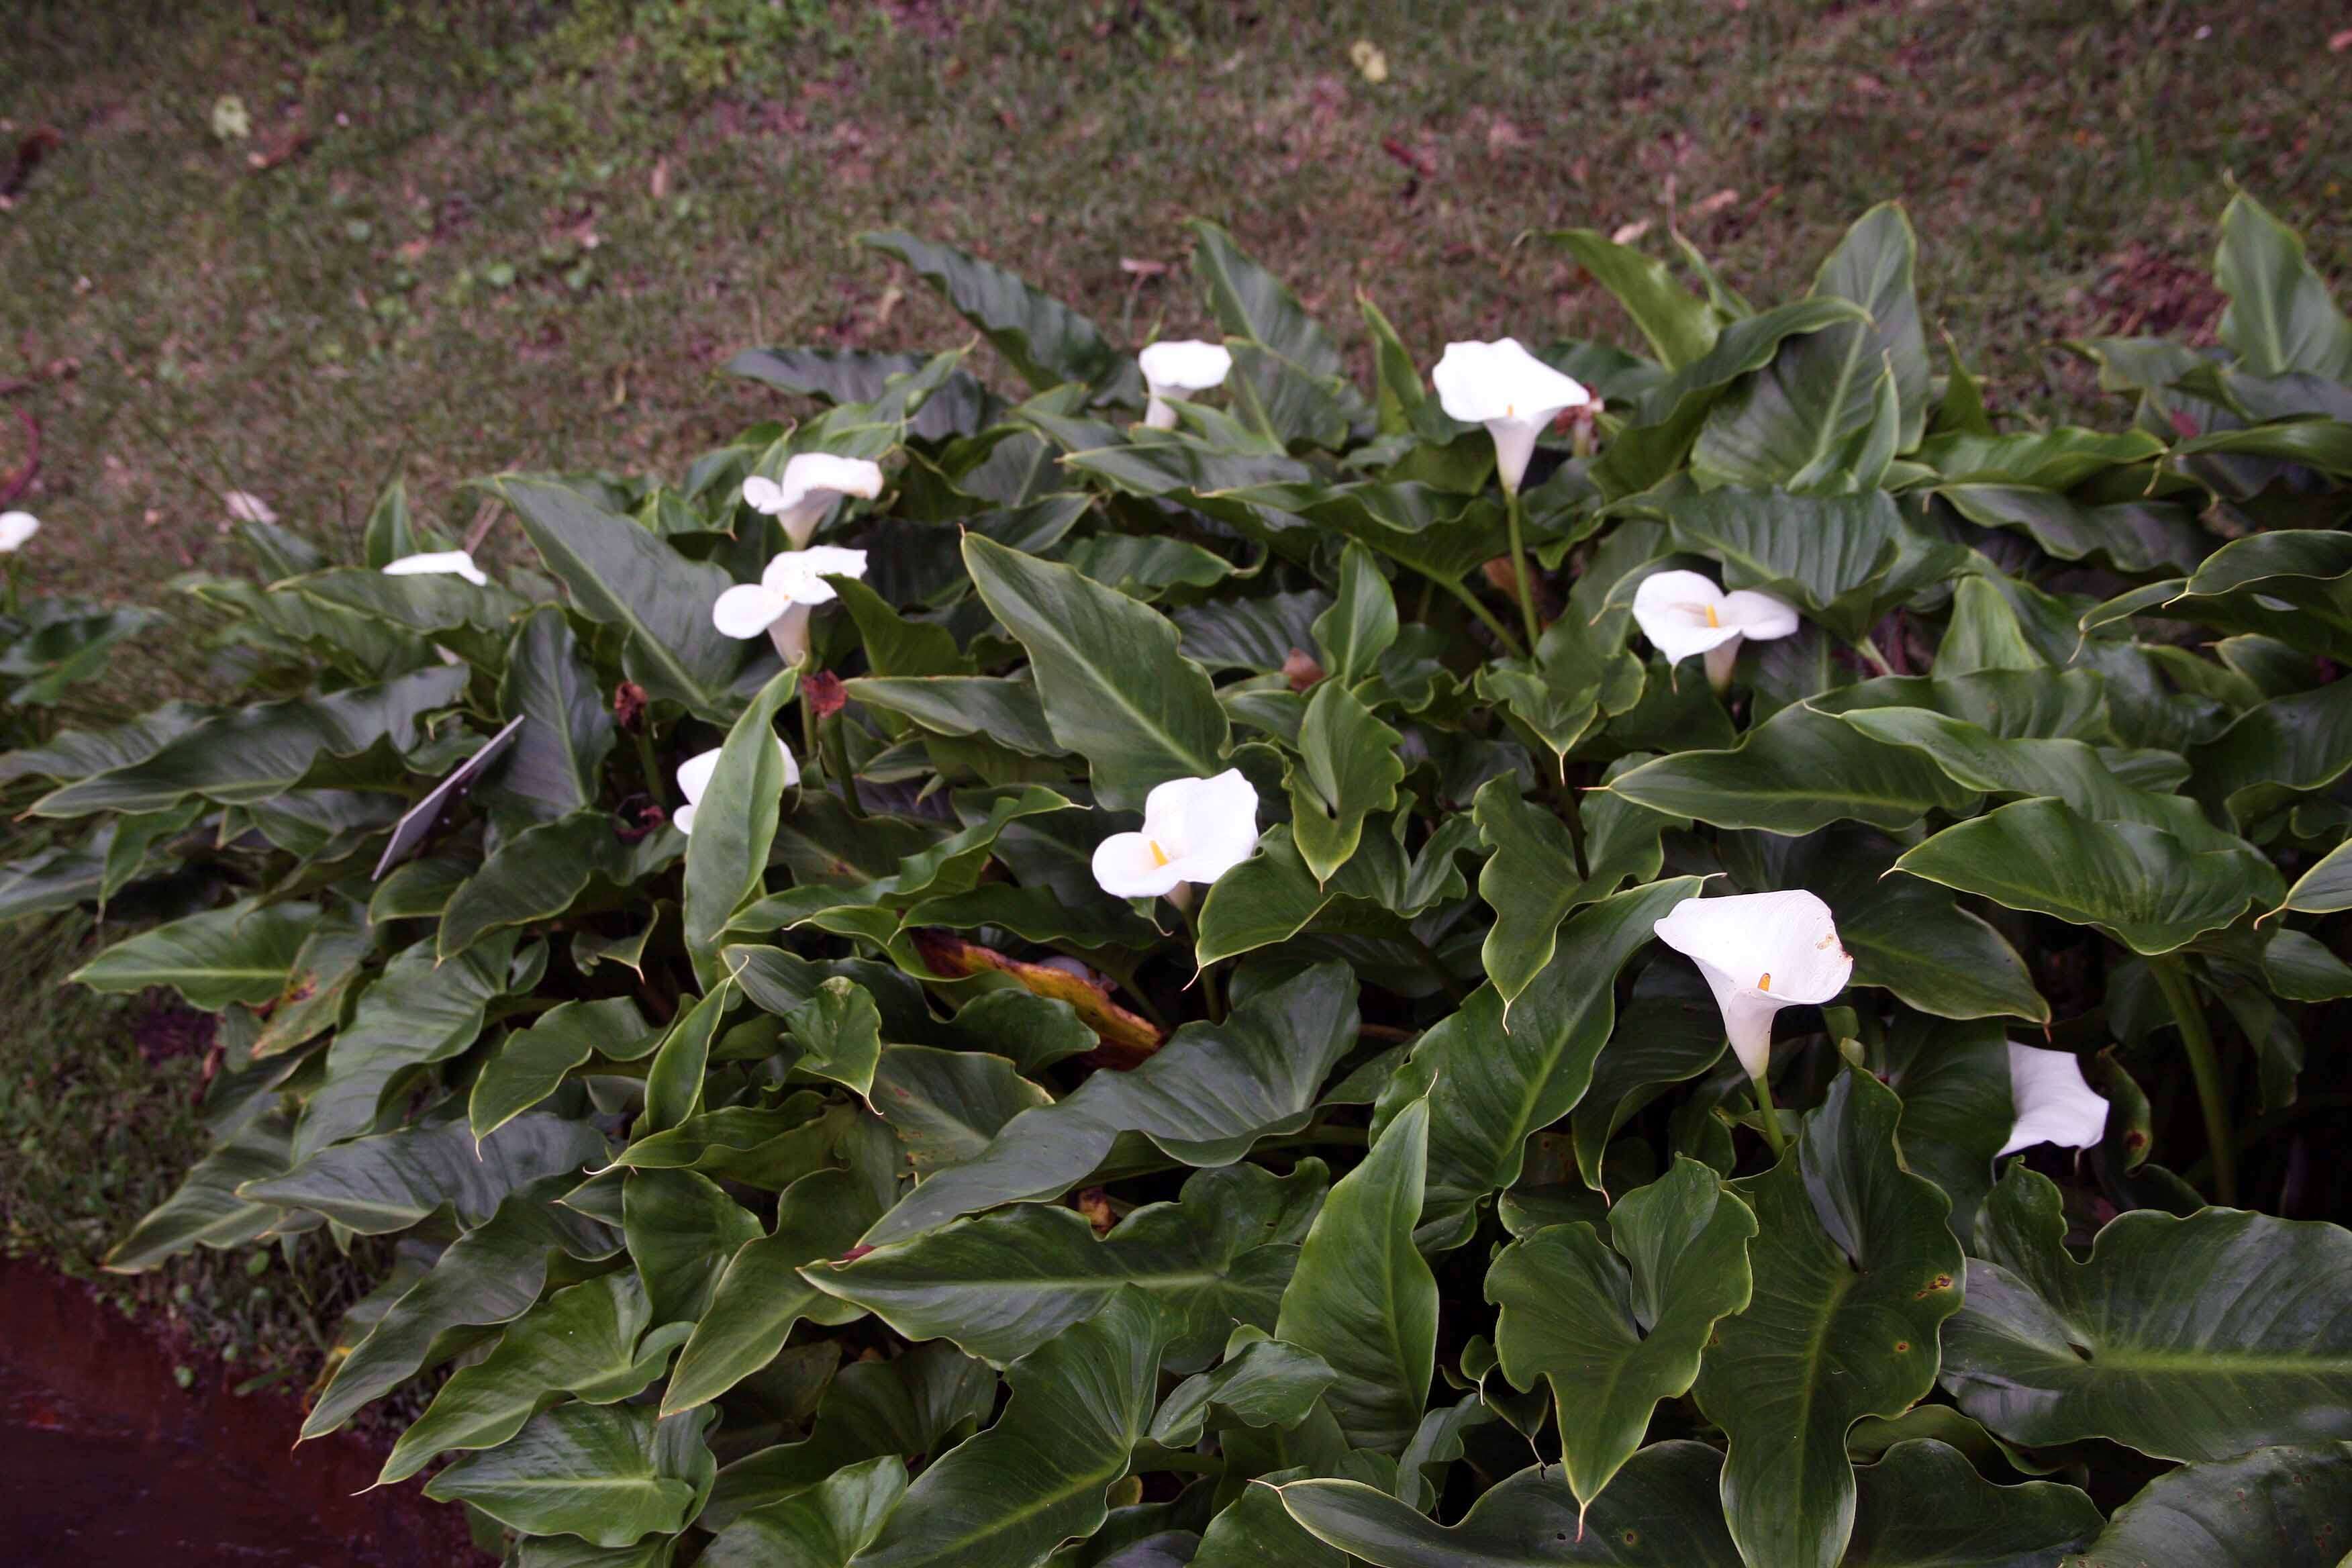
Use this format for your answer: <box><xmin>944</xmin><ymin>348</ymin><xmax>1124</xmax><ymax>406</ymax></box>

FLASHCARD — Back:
<box><xmin>0</xmin><ymin>0</ymin><xmax>2344</xmax><ymax>1357</ymax></box>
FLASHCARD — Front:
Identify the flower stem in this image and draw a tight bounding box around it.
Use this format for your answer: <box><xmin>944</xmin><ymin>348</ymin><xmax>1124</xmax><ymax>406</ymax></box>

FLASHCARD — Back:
<box><xmin>1504</xmin><ymin>488</ymin><xmax>1542</xmax><ymax>650</ymax></box>
<box><xmin>2149</xmin><ymin>954</ymin><xmax>2238</xmax><ymax>1206</ymax></box>
<box><xmin>1438</xmin><ymin>576</ymin><xmax>1526</xmax><ymax>657</ymax></box>
<box><xmin>1749</xmin><ymin>1069</ymin><xmax>1788</xmax><ymax>1160</ymax></box>
<box><xmin>634</xmin><ymin>724</ymin><xmax>667</xmax><ymax>812</ymax></box>
<box><xmin>821</xmin><ymin>714</ymin><xmax>864</xmax><ymax>818</ymax></box>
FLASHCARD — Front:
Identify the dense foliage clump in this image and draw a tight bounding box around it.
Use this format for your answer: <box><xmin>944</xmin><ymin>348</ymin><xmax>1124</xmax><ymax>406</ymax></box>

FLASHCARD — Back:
<box><xmin>9</xmin><ymin>193</ymin><xmax>2352</xmax><ymax>1567</ymax></box>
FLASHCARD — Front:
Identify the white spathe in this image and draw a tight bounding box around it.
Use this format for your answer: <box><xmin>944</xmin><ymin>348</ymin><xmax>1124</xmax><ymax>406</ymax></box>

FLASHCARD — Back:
<box><xmin>2001</xmin><ymin>1043</ymin><xmax>2109</xmax><ymax>1156</ymax></box>
<box><xmin>743</xmin><ymin>453</ymin><xmax>885</xmax><ymax>549</ymax></box>
<box><xmin>1630</xmin><ymin>569</ymin><xmax>1801</xmax><ymax>689</ymax></box>
<box><xmin>1092</xmin><ymin>769</ymin><xmax>1261</xmax><ymax>899</ymax></box>
<box><xmin>712</xmin><ymin>544</ymin><xmax>870</xmax><ymax>663</ymax></box>
<box><xmin>383</xmin><ymin>549</ymin><xmax>489</xmax><ymax>587</ymax></box>
<box><xmin>224</xmin><ymin>491</ymin><xmax>277</xmax><ymax>525</ymax></box>
<box><xmin>1430</xmin><ymin>337</ymin><xmax>1591</xmax><ymax>495</ymax></box>
<box><xmin>1653</xmin><ymin>890</ymin><xmax>1853</xmax><ymax>1082</ymax></box>
<box><xmin>1138</xmin><ymin>339</ymin><xmax>1234</xmax><ymax>431</ymax></box>
<box><xmin>673</xmin><ymin>738</ymin><xmax>799</xmax><ymax>835</ymax></box>
<box><xmin>0</xmin><ymin>511</ymin><xmax>38</xmax><ymax>552</ymax></box>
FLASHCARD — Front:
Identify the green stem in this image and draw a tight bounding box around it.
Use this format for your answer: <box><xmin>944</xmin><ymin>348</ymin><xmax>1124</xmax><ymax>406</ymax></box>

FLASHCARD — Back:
<box><xmin>1177</xmin><ymin>897</ymin><xmax>1224</xmax><ymax>1023</ymax></box>
<box><xmin>820</xmin><ymin>714</ymin><xmax>864</xmax><ymax>818</ymax></box>
<box><xmin>1750</xmin><ymin>1069</ymin><xmax>1788</xmax><ymax>1159</ymax></box>
<box><xmin>634</xmin><ymin>724</ymin><xmax>667</xmax><ymax>812</ymax></box>
<box><xmin>2149</xmin><ymin>954</ymin><xmax>2238</xmax><ymax>1206</ymax></box>
<box><xmin>1504</xmin><ymin>488</ymin><xmax>1542</xmax><ymax>649</ymax></box>
<box><xmin>1436</xmin><ymin>575</ymin><xmax>1526</xmax><ymax>657</ymax></box>
<box><xmin>1408</xmin><ymin>931</ymin><xmax>1468</xmax><ymax>1005</ymax></box>
<box><xmin>1855</xmin><ymin>634</ymin><xmax>1896</xmax><ymax>678</ymax></box>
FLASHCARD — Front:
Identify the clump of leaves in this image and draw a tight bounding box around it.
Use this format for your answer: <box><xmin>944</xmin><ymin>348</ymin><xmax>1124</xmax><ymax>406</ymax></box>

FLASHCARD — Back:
<box><xmin>11</xmin><ymin>193</ymin><xmax>2352</xmax><ymax>1567</ymax></box>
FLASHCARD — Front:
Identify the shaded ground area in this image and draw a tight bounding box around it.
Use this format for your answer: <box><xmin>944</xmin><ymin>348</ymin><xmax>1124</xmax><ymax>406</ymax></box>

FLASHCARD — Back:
<box><xmin>0</xmin><ymin>1257</ymin><xmax>485</xmax><ymax>1566</ymax></box>
<box><xmin>0</xmin><ymin>0</ymin><xmax>2345</xmax><ymax>639</ymax></box>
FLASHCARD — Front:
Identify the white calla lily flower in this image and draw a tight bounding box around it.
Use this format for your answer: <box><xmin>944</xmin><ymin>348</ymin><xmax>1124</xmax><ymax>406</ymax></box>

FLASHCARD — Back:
<box><xmin>0</xmin><ymin>511</ymin><xmax>39</xmax><ymax>552</ymax></box>
<box><xmin>1630</xmin><ymin>569</ymin><xmax>1801</xmax><ymax>691</ymax></box>
<box><xmin>1138</xmin><ymin>340</ymin><xmax>1234</xmax><ymax>431</ymax></box>
<box><xmin>672</xmin><ymin>738</ymin><xmax>799</xmax><ymax>835</ymax></box>
<box><xmin>224</xmin><ymin>491</ymin><xmax>277</xmax><ymax>525</ymax></box>
<box><xmin>1430</xmin><ymin>337</ymin><xmax>1591</xmax><ymax>495</ymax></box>
<box><xmin>1091</xmin><ymin>769</ymin><xmax>1261</xmax><ymax>899</ymax></box>
<box><xmin>383</xmin><ymin>549</ymin><xmax>490</xmax><ymax>587</ymax></box>
<box><xmin>2000</xmin><ymin>1043</ymin><xmax>2109</xmax><ymax>1156</ymax></box>
<box><xmin>1653</xmin><ymin>890</ymin><xmax>1853</xmax><ymax>1084</ymax></box>
<box><xmin>712</xmin><ymin>544</ymin><xmax>870</xmax><ymax>664</ymax></box>
<box><xmin>742</xmin><ymin>453</ymin><xmax>885</xmax><ymax>549</ymax></box>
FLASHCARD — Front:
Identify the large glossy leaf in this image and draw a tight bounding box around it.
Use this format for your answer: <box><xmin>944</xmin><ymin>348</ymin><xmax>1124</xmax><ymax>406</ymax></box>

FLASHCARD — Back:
<box><xmin>2139</xmin><ymin>529</ymin><xmax>2352</xmax><ymax>662</ymax></box>
<box><xmin>1399</xmin><ymin>877</ymin><xmax>1703</xmax><ymax>1246</ymax></box>
<box><xmin>1474</xmin><ymin>774</ymin><xmax>1678</xmax><ymax>1013</ymax></box>
<box><xmin>848</xmin><ymin>1288</ymin><xmax>1169</xmax><ymax>1568</ymax></box>
<box><xmin>845</xmin><ymin>675</ymin><xmax>1062</xmax><ymax>756</ymax></box>
<box><xmin>1691</xmin><ymin>1068</ymin><xmax>1966</xmax><ymax>1568</ymax></box>
<box><xmin>379</xmin><ymin>1271</ymin><xmax>686</xmax><ymax>1485</ymax></box>
<box><xmin>1488</xmin><ymin>1157</ymin><xmax>1755</xmax><ymax>1508</ymax></box>
<box><xmin>625</xmin><ymin>1167</ymin><xmax>764</xmax><ymax>1327</ymax></box>
<box><xmin>304</xmin><ymin>1177</ymin><xmax>619</xmax><ymax>1438</ymax></box>
<box><xmin>1939</xmin><ymin>1163</ymin><xmax>2352</xmax><ymax>1460</ymax></box>
<box><xmin>1275</xmin><ymin>1097</ymin><xmax>1435</xmax><ymax>1456</ymax></box>
<box><xmin>664</xmin><ymin>1165</ymin><xmax>887</xmax><ymax>1414</ymax></box>
<box><xmin>425</xmin><ymin>1403</ymin><xmax>716</xmax><ymax>1547</ymax></box>
<box><xmin>472</xmin><ymin>997</ymin><xmax>659</xmax><ymax>1144</ymax></box>
<box><xmin>495</xmin><ymin>605</ymin><xmax>615</xmax><ymax>820</ymax></box>
<box><xmin>701</xmin><ymin>1342</ymin><xmax>993</xmax><ymax>1530</ymax></box>
<box><xmin>1551</xmin><ymin>229</ymin><xmax>1718</xmax><ymax>369</ymax></box>
<box><xmin>1879</xmin><ymin>1014</ymin><xmax>2012</xmax><ymax>1237</ymax></box>
<box><xmin>865</xmin><ymin>963</ymin><xmax>1355</xmax><ymax>1243</ymax></box>
<box><xmin>1313</xmin><ymin>542</ymin><xmax>1400</xmax><ymax>688</ymax></box>
<box><xmin>293</xmin><ymin>933</ymin><xmax>518</xmax><ymax>1160</ymax></box>
<box><xmin>2278</xmin><ymin>836</ymin><xmax>2352</xmax><ymax>914</ymax></box>
<box><xmin>863</xmin><ymin>231</ymin><xmax>1122</xmax><ymax>393</ymax></box>
<box><xmin>493</xmin><ymin>476</ymin><xmax>740</xmax><ymax>716</ymax></box>
<box><xmin>727</xmin><ymin>342</ymin><xmax>989</xmax><ymax>440</ymax></box>
<box><xmin>242</xmin><ymin>1112</ymin><xmax>606</xmax><ymax>1234</ymax></box>
<box><xmin>809</xmin><ymin>1161</ymin><xmax>1324</xmax><ymax>1370</ymax></box>
<box><xmin>2072</xmin><ymin>1442</ymin><xmax>2352</xmax><ymax>1568</ymax></box>
<box><xmin>2188</xmin><ymin>673</ymin><xmax>2352</xmax><ymax>827</ymax></box>
<box><xmin>1939</xmin><ymin>483</ymin><xmax>2207</xmax><ymax>574</ymax></box>
<box><xmin>1218</xmin><ymin>481</ymin><xmax>1509</xmax><ymax>584</ymax></box>
<box><xmin>440</xmin><ymin>812</ymin><xmax>636</xmax><ymax>961</ymax></box>
<box><xmin>1691</xmin><ymin>214</ymin><xmax>1915</xmax><ymax>493</ymax></box>
<box><xmin>1659</xmin><ymin>487</ymin><xmax>1953</xmax><ymax>642</ymax></box>
<box><xmin>1608</xmin><ymin>701</ymin><xmax>1976</xmax><ymax>834</ymax></box>
<box><xmin>1287</xmin><ymin>680</ymin><xmax>1402</xmax><ymax>882</ymax></box>
<box><xmin>2214</xmin><ymin>190</ymin><xmax>2352</xmax><ymax>381</ymax></box>
<box><xmin>1189</xmin><ymin>219</ymin><xmax>1362</xmax><ymax>448</ymax></box>
<box><xmin>73</xmin><ymin>897</ymin><xmax>315</xmax><ymax>1011</ymax></box>
<box><xmin>867</xmin><ymin>1044</ymin><xmax>1052</xmax><ymax>1173</ymax></box>
<box><xmin>105</xmin><ymin>1106</ymin><xmax>295</xmax><ymax>1271</ymax></box>
<box><xmin>1844</xmin><ymin>1439</ymin><xmax>2100</xmax><ymax>1567</ymax></box>
<box><xmin>32</xmin><ymin>665</ymin><xmax>467</xmax><ymax>816</ymax></box>
<box><xmin>1894</xmin><ymin>797</ymin><xmax>2273</xmax><ymax>955</ymax></box>
<box><xmin>1279</xmin><ymin>1442</ymin><xmax>1743</xmax><ymax>1567</ymax></box>
<box><xmin>684</xmin><ymin>669</ymin><xmax>797</xmax><ymax>967</ymax></box>
<box><xmin>1813</xmin><ymin>203</ymin><xmax>1930</xmax><ymax>451</ymax></box>
<box><xmin>961</xmin><ymin>534</ymin><xmax>1227</xmax><ymax>810</ymax></box>
<box><xmin>701</xmin><ymin>1455</ymin><xmax>907</xmax><ymax>1568</ymax></box>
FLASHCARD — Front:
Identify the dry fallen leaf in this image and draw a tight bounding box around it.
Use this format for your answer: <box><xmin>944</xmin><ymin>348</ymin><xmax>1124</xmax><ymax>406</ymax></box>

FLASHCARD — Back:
<box><xmin>1611</xmin><ymin>218</ymin><xmax>1654</xmax><ymax>244</ymax></box>
<box><xmin>1119</xmin><ymin>256</ymin><xmax>1169</xmax><ymax>279</ymax></box>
